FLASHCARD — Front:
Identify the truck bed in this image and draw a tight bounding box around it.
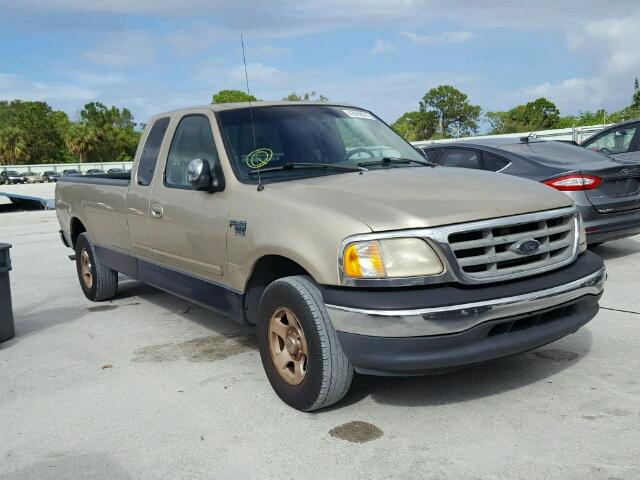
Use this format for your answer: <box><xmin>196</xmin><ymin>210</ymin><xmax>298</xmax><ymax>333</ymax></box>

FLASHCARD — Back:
<box><xmin>59</xmin><ymin>172</ymin><xmax>131</xmax><ymax>187</ymax></box>
<box><xmin>56</xmin><ymin>173</ymin><xmax>132</xmax><ymax>252</ymax></box>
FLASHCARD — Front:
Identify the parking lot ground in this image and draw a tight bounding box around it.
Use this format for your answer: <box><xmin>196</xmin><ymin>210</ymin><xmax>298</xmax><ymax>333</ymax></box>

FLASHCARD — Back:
<box><xmin>0</xmin><ymin>182</ymin><xmax>56</xmax><ymax>205</ymax></box>
<box><xmin>1</xmin><ymin>198</ymin><xmax>639</xmax><ymax>479</ymax></box>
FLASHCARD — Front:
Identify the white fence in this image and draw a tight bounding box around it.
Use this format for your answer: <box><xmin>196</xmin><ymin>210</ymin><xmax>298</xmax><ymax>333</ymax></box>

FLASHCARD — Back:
<box><xmin>412</xmin><ymin>123</ymin><xmax>609</xmax><ymax>147</ymax></box>
<box><xmin>0</xmin><ymin>161</ymin><xmax>134</xmax><ymax>175</ymax></box>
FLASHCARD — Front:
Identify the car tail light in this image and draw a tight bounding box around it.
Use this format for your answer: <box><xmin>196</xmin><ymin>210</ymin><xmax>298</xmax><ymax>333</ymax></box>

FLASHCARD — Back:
<box><xmin>543</xmin><ymin>174</ymin><xmax>602</xmax><ymax>191</ymax></box>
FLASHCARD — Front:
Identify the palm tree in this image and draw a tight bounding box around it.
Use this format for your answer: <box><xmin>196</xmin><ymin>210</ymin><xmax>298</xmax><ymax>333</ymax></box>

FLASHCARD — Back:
<box><xmin>0</xmin><ymin>127</ymin><xmax>29</xmax><ymax>165</ymax></box>
<box><xmin>65</xmin><ymin>123</ymin><xmax>96</xmax><ymax>163</ymax></box>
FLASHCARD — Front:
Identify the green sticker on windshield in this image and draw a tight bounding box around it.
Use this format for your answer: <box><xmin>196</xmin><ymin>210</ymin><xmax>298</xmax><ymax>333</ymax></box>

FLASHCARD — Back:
<box><xmin>246</xmin><ymin>148</ymin><xmax>273</xmax><ymax>169</ymax></box>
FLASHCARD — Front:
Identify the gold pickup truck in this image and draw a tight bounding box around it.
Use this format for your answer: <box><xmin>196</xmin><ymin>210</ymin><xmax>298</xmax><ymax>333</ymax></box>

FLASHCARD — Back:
<box><xmin>56</xmin><ymin>102</ymin><xmax>606</xmax><ymax>411</ymax></box>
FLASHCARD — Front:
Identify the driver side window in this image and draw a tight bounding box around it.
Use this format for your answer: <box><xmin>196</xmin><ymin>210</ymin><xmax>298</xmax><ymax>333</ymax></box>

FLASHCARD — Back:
<box><xmin>165</xmin><ymin>115</ymin><xmax>219</xmax><ymax>188</ymax></box>
<box><xmin>586</xmin><ymin>125</ymin><xmax>637</xmax><ymax>154</ymax></box>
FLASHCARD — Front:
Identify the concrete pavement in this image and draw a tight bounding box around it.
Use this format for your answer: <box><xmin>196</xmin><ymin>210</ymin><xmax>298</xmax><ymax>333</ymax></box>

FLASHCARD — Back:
<box><xmin>0</xmin><ymin>194</ymin><xmax>639</xmax><ymax>479</ymax></box>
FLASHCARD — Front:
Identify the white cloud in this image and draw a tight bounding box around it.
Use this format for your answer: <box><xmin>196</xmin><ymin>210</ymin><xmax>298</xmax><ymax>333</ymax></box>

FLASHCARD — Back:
<box><xmin>514</xmin><ymin>14</ymin><xmax>640</xmax><ymax>113</ymax></box>
<box><xmin>166</xmin><ymin>26</ymin><xmax>231</xmax><ymax>56</ymax></box>
<box><xmin>225</xmin><ymin>62</ymin><xmax>291</xmax><ymax>87</ymax></box>
<box><xmin>3</xmin><ymin>1</ymin><xmax>640</xmax><ymax>124</ymax></box>
<box><xmin>516</xmin><ymin>78</ymin><xmax>610</xmax><ymax>112</ymax></box>
<box><xmin>0</xmin><ymin>73</ymin><xmax>98</xmax><ymax>117</ymax></box>
<box><xmin>568</xmin><ymin>17</ymin><xmax>640</xmax><ymax>75</ymax></box>
<box><xmin>84</xmin><ymin>31</ymin><xmax>155</xmax><ymax>67</ymax></box>
<box><xmin>371</xmin><ymin>39</ymin><xmax>396</xmax><ymax>55</ymax></box>
<box><xmin>400</xmin><ymin>30</ymin><xmax>473</xmax><ymax>44</ymax></box>
<box><xmin>7</xmin><ymin>1</ymin><xmax>629</xmax><ymax>34</ymax></box>
<box><xmin>313</xmin><ymin>72</ymin><xmax>477</xmax><ymax>121</ymax></box>
<box><xmin>194</xmin><ymin>61</ymin><xmax>296</xmax><ymax>96</ymax></box>
<box><xmin>254</xmin><ymin>44</ymin><xmax>292</xmax><ymax>58</ymax></box>
<box><xmin>69</xmin><ymin>72</ymin><xmax>128</xmax><ymax>85</ymax></box>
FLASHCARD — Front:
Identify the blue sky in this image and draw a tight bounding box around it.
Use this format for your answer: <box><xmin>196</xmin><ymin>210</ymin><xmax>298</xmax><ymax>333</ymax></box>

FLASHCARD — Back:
<box><xmin>1</xmin><ymin>1</ymin><xmax>639</xmax><ymax>130</ymax></box>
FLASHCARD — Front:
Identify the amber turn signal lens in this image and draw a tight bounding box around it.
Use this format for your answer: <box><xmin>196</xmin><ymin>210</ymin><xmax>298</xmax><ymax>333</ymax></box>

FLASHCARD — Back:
<box><xmin>343</xmin><ymin>241</ymin><xmax>386</xmax><ymax>278</ymax></box>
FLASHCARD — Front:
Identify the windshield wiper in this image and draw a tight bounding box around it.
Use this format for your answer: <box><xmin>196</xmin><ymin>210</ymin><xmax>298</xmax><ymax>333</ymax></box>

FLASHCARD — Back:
<box><xmin>357</xmin><ymin>157</ymin><xmax>436</xmax><ymax>168</ymax></box>
<box><xmin>248</xmin><ymin>162</ymin><xmax>366</xmax><ymax>174</ymax></box>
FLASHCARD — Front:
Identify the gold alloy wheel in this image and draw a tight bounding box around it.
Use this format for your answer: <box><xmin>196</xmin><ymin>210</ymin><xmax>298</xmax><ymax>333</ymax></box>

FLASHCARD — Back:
<box><xmin>268</xmin><ymin>307</ymin><xmax>308</xmax><ymax>385</ymax></box>
<box><xmin>80</xmin><ymin>248</ymin><xmax>93</xmax><ymax>289</ymax></box>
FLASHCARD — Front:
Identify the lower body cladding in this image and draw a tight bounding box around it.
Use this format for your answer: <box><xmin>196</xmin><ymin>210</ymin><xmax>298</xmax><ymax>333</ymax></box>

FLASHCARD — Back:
<box><xmin>323</xmin><ymin>251</ymin><xmax>606</xmax><ymax>376</ymax></box>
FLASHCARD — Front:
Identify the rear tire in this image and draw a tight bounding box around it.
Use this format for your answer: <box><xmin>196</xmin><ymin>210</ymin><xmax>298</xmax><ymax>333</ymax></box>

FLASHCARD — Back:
<box><xmin>75</xmin><ymin>232</ymin><xmax>118</xmax><ymax>301</ymax></box>
<box><xmin>257</xmin><ymin>276</ymin><xmax>354</xmax><ymax>411</ymax></box>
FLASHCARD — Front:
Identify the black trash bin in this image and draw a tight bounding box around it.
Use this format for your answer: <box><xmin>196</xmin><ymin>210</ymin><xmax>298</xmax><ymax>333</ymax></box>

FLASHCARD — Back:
<box><xmin>0</xmin><ymin>243</ymin><xmax>15</xmax><ymax>342</ymax></box>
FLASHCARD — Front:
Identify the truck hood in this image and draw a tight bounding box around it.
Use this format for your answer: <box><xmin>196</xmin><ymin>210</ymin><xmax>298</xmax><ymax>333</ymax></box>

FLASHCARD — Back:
<box><xmin>267</xmin><ymin>167</ymin><xmax>573</xmax><ymax>232</ymax></box>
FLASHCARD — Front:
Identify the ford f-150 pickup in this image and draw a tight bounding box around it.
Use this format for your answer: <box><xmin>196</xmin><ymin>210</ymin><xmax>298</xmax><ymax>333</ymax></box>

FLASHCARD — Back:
<box><xmin>56</xmin><ymin>102</ymin><xmax>606</xmax><ymax>411</ymax></box>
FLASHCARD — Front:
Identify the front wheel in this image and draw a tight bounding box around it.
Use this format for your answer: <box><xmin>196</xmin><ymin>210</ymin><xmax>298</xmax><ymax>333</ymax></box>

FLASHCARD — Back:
<box><xmin>258</xmin><ymin>276</ymin><xmax>354</xmax><ymax>411</ymax></box>
<box><xmin>75</xmin><ymin>232</ymin><xmax>118</xmax><ymax>301</ymax></box>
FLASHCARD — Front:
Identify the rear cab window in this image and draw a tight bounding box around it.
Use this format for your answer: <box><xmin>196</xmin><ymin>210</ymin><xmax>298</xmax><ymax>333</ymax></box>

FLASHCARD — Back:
<box><xmin>137</xmin><ymin>117</ymin><xmax>170</xmax><ymax>186</ymax></box>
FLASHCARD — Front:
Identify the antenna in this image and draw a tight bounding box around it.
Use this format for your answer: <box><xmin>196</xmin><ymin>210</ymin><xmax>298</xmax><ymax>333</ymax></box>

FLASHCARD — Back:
<box><xmin>520</xmin><ymin>123</ymin><xmax>541</xmax><ymax>144</ymax></box>
<box><xmin>241</xmin><ymin>34</ymin><xmax>263</xmax><ymax>191</ymax></box>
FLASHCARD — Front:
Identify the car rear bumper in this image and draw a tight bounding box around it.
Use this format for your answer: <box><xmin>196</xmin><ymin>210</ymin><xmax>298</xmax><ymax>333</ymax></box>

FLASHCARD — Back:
<box><xmin>324</xmin><ymin>252</ymin><xmax>605</xmax><ymax>376</ymax></box>
<box><xmin>579</xmin><ymin>205</ymin><xmax>640</xmax><ymax>244</ymax></box>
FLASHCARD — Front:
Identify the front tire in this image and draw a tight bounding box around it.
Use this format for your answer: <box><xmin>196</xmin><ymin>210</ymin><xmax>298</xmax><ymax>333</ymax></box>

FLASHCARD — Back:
<box><xmin>258</xmin><ymin>276</ymin><xmax>354</xmax><ymax>411</ymax></box>
<box><xmin>75</xmin><ymin>232</ymin><xmax>118</xmax><ymax>301</ymax></box>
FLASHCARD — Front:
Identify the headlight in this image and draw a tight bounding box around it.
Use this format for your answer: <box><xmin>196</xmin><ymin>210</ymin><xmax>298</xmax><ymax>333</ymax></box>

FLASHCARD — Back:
<box><xmin>342</xmin><ymin>237</ymin><xmax>444</xmax><ymax>278</ymax></box>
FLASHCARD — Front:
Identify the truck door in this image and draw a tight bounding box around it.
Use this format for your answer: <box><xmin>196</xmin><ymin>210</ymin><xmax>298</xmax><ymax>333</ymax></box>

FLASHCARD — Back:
<box><xmin>145</xmin><ymin>111</ymin><xmax>231</xmax><ymax>283</ymax></box>
<box><xmin>127</xmin><ymin>116</ymin><xmax>171</xmax><ymax>253</ymax></box>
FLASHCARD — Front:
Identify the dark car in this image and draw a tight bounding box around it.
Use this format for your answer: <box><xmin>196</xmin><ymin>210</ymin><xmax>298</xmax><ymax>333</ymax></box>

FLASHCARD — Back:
<box><xmin>418</xmin><ymin>138</ymin><xmax>640</xmax><ymax>245</ymax></box>
<box><xmin>0</xmin><ymin>170</ymin><xmax>25</xmax><ymax>185</ymax></box>
<box><xmin>107</xmin><ymin>168</ymin><xmax>125</xmax><ymax>174</ymax></box>
<box><xmin>42</xmin><ymin>171</ymin><xmax>61</xmax><ymax>182</ymax></box>
<box><xmin>581</xmin><ymin>119</ymin><xmax>640</xmax><ymax>162</ymax></box>
<box><xmin>85</xmin><ymin>168</ymin><xmax>105</xmax><ymax>175</ymax></box>
<box><xmin>62</xmin><ymin>169</ymin><xmax>82</xmax><ymax>177</ymax></box>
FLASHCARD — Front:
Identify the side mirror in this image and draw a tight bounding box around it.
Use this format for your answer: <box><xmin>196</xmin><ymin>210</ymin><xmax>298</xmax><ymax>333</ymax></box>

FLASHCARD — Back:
<box><xmin>187</xmin><ymin>159</ymin><xmax>213</xmax><ymax>191</ymax></box>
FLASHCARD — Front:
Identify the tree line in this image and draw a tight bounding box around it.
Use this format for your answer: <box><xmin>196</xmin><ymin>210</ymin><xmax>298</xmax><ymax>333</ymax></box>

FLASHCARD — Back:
<box><xmin>211</xmin><ymin>89</ymin><xmax>329</xmax><ymax>103</ymax></box>
<box><xmin>392</xmin><ymin>79</ymin><xmax>640</xmax><ymax>141</ymax></box>
<box><xmin>0</xmin><ymin>100</ymin><xmax>140</xmax><ymax>166</ymax></box>
<box><xmin>0</xmin><ymin>90</ymin><xmax>331</xmax><ymax>165</ymax></box>
<box><xmin>2</xmin><ymin>80</ymin><xmax>639</xmax><ymax>165</ymax></box>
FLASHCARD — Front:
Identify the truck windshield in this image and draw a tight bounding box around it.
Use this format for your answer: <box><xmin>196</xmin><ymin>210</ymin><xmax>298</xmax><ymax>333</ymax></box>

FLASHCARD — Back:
<box><xmin>217</xmin><ymin>105</ymin><xmax>426</xmax><ymax>182</ymax></box>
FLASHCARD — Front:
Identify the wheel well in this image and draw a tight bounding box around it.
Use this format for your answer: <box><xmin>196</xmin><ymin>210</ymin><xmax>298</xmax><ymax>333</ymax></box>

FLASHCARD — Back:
<box><xmin>70</xmin><ymin>217</ymin><xmax>86</xmax><ymax>247</ymax></box>
<box><xmin>243</xmin><ymin>255</ymin><xmax>310</xmax><ymax>325</ymax></box>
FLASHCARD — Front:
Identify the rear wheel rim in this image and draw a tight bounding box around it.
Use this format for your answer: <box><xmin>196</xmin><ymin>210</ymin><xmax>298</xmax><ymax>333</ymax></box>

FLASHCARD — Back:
<box><xmin>268</xmin><ymin>307</ymin><xmax>308</xmax><ymax>385</ymax></box>
<box><xmin>80</xmin><ymin>248</ymin><xmax>93</xmax><ymax>289</ymax></box>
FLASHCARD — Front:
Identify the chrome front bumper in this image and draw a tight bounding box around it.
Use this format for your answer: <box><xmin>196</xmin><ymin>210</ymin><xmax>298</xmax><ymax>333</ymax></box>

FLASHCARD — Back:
<box><xmin>326</xmin><ymin>266</ymin><xmax>606</xmax><ymax>338</ymax></box>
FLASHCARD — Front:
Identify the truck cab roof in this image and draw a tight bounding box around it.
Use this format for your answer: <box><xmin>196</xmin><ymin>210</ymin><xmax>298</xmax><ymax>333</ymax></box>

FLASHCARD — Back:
<box><xmin>155</xmin><ymin>101</ymin><xmax>366</xmax><ymax>117</ymax></box>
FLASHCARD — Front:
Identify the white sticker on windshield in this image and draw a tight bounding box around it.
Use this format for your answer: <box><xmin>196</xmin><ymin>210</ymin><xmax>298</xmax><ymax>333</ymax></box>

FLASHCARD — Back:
<box><xmin>343</xmin><ymin>109</ymin><xmax>374</xmax><ymax>120</ymax></box>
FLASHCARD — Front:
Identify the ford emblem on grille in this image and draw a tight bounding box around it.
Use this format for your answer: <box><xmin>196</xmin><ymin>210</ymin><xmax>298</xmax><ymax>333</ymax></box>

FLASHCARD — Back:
<box><xmin>513</xmin><ymin>239</ymin><xmax>541</xmax><ymax>255</ymax></box>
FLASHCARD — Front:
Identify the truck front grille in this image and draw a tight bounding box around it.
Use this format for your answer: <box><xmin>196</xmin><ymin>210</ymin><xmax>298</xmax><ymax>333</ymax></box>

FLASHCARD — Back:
<box><xmin>447</xmin><ymin>211</ymin><xmax>577</xmax><ymax>281</ymax></box>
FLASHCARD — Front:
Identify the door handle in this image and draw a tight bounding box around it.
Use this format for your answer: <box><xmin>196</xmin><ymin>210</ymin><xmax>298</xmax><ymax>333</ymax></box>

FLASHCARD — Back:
<box><xmin>150</xmin><ymin>203</ymin><xmax>164</xmax><ymax>219</ymax></box>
